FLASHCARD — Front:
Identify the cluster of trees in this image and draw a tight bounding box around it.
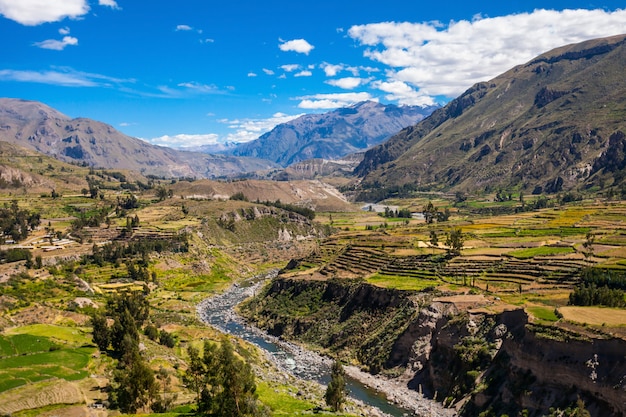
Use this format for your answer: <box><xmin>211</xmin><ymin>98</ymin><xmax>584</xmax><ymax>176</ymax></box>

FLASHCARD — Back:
<box><xmin>0</xmin><ymin>247</ymin><xmax>32</xmax><ymax>264</ymax></box>
<box><xmin>184</xmin><ymin>337</ymin><xmax>268</xmax><ymax>416</ymax></box>
<box><xmin>0</xmin><ymin>200</ymin><xmax>41</xmax><ymax>243</ymax></box>
<box><xmin>569</xmin><ymin>284</ymin><xmax>626</xmax><ymax>307</ymax></box>
<box><xmin>87</xmin><ymin>235</ymin><xmax>188</xmax><ymax>267</ymax></box>
<box><xmin>116</xmin><ymin>194</ymin><xmax>140</xmax><ymax>214</ymax></box>
<box><xmin>91</xmin><ymin>290</ymin><xmax>175</xmax><ymax>413</ymax></box>
<box><xmin>70</xmin><ymin>206</ymin><xmax>111</xmax><ymax>230</ymax></box>
<box><xmin>569</xmin><ymin>268</ymin><xmax>626</xmax><ymax>307</ymax></box>
<box><xmin>380</xmin><ymin>206</ymin><xmax>412</xmax><ymax>218</ymax></box>
<box><xmin>228</xmin><ymin>193</ymin><xmax>316</xmax><ymax>220</ymax></box>
<box><xmin>353</xmin><ymin>182</ymin><xmax>419</xmax><ymax>202</ymax></box>
<box><xmin>423</xmin><ymin>201</ymin><xmax>450</xmax><ymax>224</ymax></box>
<box><xmin>258</xmin><ymin>199</ymin><xmax>315</xmax><ymax>220</ymax></box>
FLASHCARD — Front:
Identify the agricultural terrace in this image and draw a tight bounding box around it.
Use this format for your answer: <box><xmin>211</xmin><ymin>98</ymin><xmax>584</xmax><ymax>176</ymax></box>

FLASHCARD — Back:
<box><xmin>296</xmin><ymin>198</ymin><xmax>626</xmax><ymax>338</ymax></box>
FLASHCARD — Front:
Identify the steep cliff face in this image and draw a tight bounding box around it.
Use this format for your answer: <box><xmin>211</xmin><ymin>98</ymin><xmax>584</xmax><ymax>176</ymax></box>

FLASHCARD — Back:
<box><xmin>240</xmin><ymin>278</ymin><xmax>626</xmax><ymax>416</ymax></box>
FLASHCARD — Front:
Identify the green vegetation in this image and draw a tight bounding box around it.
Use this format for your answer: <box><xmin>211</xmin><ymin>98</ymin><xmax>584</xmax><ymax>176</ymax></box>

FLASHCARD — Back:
<box><xmin>0</xmin><ymin>200</ymin><xmax>41</xmax><ymax>243</ymax></box>
<box><xmin>507</xmin><ymin>246</ymin><xmax>575</xmax><ymax>259</ymax></box>
<box><xmin>325</xmin><ymin>360</ymin><xmax>347</xmax><ymax>412</ymax></box>
<box><xmin>184</xmin><ymin>336</ymin><xmax>268</xmax><ymax>416</ymax></box>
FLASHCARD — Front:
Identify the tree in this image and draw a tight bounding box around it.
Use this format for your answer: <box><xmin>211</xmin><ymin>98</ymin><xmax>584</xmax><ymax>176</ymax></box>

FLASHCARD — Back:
<box><xmin>156</xmin><ymin>186</ymin><xmax>169</xmax><ymax>201</ymax></box>
<box><xmin>429</xmin><ymin>229</ymin><xmax>438</xmax><ymax>253</ymax></box>
<box><xmin>91</xmin><ymin>312</ymin><xmax>110</xmax><ymax>351</ymax></box>
<box><xmin>184</xmin><ymin>345</ymin><xmax>206</xmax><ymax>404</ymax></box>
<box><xmin>446</xmin><ymin>228</ymin><xmax>464</xmax><ymax>256</ymax></box>
<box><xmin>583</xmin><ymin>231</ymin><xmax>595</xmax><ymax>263</ymax></box>
<box><xmin>325</xmin><ymin>360</ymin><xmax>347</xmax><ymax>412</ymax></box>
<box><xmin>423</xmin><ymin>201</ymin><xmax>437</xmax><ymax>224</ymax></box>
<box><xmin>110</xmin><ymin>348</ymin><xmax>158</xmax><ymax>413</ymax></box>
<box><xmin>193</xmin><ymin>336</ymin><xmax>267</xmax><ymax>416</ymax></box>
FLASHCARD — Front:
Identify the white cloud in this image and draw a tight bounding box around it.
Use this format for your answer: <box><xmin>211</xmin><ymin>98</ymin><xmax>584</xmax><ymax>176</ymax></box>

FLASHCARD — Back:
<box><xmin>372</xmin><ymin>80</ymin><xmax>436</xmax><ymax>106</ymax></box>
<box><xmin>149</xmin><ymin>133</ymin><xmax>221</xmax><ymax>148</ymax></box>
<box><xmin>279</xmin><ymin>38</ymin><xmax>314</xmax><ymax>55</ymax></box>
<box><xmin>176</xmin><ymin>24</ymin><xmax>193</xmax><ymax>31</ymax></box>
<box><xmin>220</xmin><ymin>112</ymin><xmax>304</xmax><ymax>142</ymax></box>
<box><xmin>262</xmin><ymin>68</ymin><xmax>275</xmax><ymax>75</ymax></box>
<box><xmin>321</xmin><ymin>63</ymin><xmax>344</xmax><ymax>77</ymax></box>
<box><xmin>0</xmin><ymin>67</ymin><xmax>127</xmax><ymax>87</ymax></box>
<box><xmin>280</xmin><ymin>64</ymin><xmax>300</xmax><ymax>72</ymax></box>
<box><xmin>349</xmin><ymin>9</ymin><xmax>626</xmax><ymax>99</ymax></box>
<box><xmin>177</xmin><ymin>81</ymin><xmax>222</xmax><ymax>94</ymax></box>
<box><xmin>294</xmin><ymin>70</ymin><xmax>312</xmax><ymax>77</ymax></box>
<box><xmin>326</xmin><ymin>77</ymin><xmax>369</xmax><ymax>90</ymax></box>
<box><xmin>59</xmin><ymin>27</ymin><xmax>70</xmax><ymax>35</ymax></box>
<box><xmin>0</xmin><ymin>0</ymin><xmax>88</xmax><ymax>25</ymax></box>
<box><xmin>149</xmin><ymin>112</ymin><xmax>304</xmax><ymax>148</ymax></box>
<box><xmin>247</xmin><ymin>72</ymin><xmax>257</xmax><ymax>77</ymax></box>
<box><xmin>200</xmin><ymin>38</ymin><xmax>214</xmax><ymax>44</ymax></box>
<box><xmin>296</xmin><ymin>92</ymin><xmax>375</xmax><ymax>109</ymax></box>
<box><xmin>34</xmin><ymin>36</ymin><xmax>78</xmax><ymax>51</ymax></box>
<box><xmin>98</xmin><ymin>0</ymin><xmax>120</xmax><ymax>9</ymax></box>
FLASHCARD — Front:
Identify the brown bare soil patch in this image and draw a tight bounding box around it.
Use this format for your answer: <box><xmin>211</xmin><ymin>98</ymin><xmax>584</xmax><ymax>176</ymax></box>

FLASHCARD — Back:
<box><xmin>559</xmin><ymin>306</ymin><xmax>626</xmax><ymax>328</ymax></box>
<box><xmin>173</xmin><ymin>179</ymin><xmax>355</xmax><ymax>211</ymax></box>
<box><xmin>433</xmin><ymin>294</ymin><xmax>493</xmax><ymax>310</ymax></box>
<box><xmin>10</xmin><ymin>304</ymin><xmax>90</xmax><ymax>326</ymax></box>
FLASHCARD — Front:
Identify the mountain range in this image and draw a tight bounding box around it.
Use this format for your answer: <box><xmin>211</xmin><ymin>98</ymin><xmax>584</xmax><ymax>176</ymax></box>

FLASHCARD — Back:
<box><xmin>0</xmin><ymin>98</ymin><xmax>277</xmax><ymax>178</ymax></box>
<box><xmin>227</xmin><ymin>101</ymin><xmax>436</xmax><ymax>166</ymax></box>
<box><xmin>355</xmin><ymin>34</ymin><xmax>626</xmax><ymax>199</ymax></box>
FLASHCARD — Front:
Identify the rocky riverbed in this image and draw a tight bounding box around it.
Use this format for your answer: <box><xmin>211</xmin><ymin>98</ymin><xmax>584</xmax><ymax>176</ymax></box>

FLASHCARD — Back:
<box><xmin>196</xmin><ymin>273</ymin><xmax>457</xmax><ymax>417</ymax></box>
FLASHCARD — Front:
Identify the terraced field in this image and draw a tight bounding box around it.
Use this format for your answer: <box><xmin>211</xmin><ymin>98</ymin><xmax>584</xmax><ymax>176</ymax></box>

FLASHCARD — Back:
<box><xmin>285</xmin><ymin>201</ymin><xmax>626</xmax><ymax>300</ymax></box>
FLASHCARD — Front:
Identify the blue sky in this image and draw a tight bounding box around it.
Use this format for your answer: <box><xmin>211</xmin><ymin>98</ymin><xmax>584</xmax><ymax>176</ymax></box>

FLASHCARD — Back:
<box><xmin>1</xmin><ymin>1</ymin><xmax>626</xmax><ymax>148</ymax></box>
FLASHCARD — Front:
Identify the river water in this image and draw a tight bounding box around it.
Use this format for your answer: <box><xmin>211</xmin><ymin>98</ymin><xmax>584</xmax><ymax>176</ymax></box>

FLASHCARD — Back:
<box><xmin>196</xmin><ymin>271</ymin><xmax>416</xmax><ymax>417</ymax></box>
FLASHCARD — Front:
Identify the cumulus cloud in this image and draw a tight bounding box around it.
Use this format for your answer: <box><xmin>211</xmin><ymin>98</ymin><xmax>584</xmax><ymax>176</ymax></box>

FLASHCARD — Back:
<box><xmin>59</xmin><ymin>27</ymin><xmax>70</xmax><ymax>35</ymax></box>
<box><xmin>149</xmin><ymin>133</ymin><xmax>221</xmax><ymax>148</ymax></box>
<box><xmin>220</xmin><ymin>112</ymin><xmax>304</xmax><ymax>142</ymax></box>
<box><xmin>0</xmin><ymin>0</ymin><xmax>88</xmax><ymax>25</ymax></box>
<box><xmin>279</xmin><ymin>38</ymin><xmax>314</xmax><ymax>55</ymax></box>
<box><xmin>326</xmin><ymin>77</ymin><xmax>370</xmax><ymax>90</ymax></box>
<box><xmin>262</xmin><ymin>68</ymin><xmax>275</xmax><ymax>75</ymax></box>
<box><xmin>280</xmin><ymin>64</ymin><xmax>300</xmax><ymax>72</ymax></box>
<box><xmin>296</xmin><ymin>92</ymin><xmax>375</xmax><ymax>109</ymax></box>
<box><xmin>34</xmin><ymin>36</ymin><xmax>78</xmax><ymax>51</ymax></box>
<box><xmin>247</xmin><ymin>72</ymin><xmax>257</xmax><ymax>77</ymax></box>
<box><xmin>98</xmin><ymin>0</ymin><xmax>120</xmax><ymax>9</ymax></box>
<box><xmin>372</xmin><ymin>80</ymin><xmax>436</xmax><ymax>106</ymax></box>
<box><xmin>294</xmin><ymin>70</ymin><xmax>312</xmax><ymax>77</ymax></box>
<box><xmin>349</xmin><ymin>9</ymin><xmax>626</xmax><ymax>99</ymax></box>
<box><xmin>176</xmin><ymin>24</ymin><xmax>193</xmax><ymax>31</ymax></box>
<box><xmin>149</xmin><ymin>112</ymin><xmax>304</xmax><ymax>148</ymax></box>
<box><xmin>321</xmin><ymin>63</ymin><xmax>344</xmax><ymax>77</ymax></box>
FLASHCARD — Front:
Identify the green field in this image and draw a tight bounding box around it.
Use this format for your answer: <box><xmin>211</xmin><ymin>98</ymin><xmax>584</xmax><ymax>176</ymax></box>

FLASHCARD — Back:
<box><xmin>0</xmin><ymin>346</ymin><xmax>94</xmax><ymax>392</ymax></box>
<box><xmin>507</xmin><ymin>246</ymin><xmax>576</xmax><ymax>259</ymax></box>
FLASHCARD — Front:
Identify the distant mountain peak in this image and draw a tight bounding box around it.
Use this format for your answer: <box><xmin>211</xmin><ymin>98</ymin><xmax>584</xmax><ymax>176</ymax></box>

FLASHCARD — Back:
<box><xmin>227</xmin><ymin>101</ymin><xmax>438</xmax><ymax>167</ymax></box>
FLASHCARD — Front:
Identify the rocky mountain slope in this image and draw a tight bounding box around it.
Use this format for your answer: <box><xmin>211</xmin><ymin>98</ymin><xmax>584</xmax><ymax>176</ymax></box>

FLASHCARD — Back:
<box><xmin>229</xmin><ymin>101</ymin><xmax>437</xmax><ymax>167</ymax></box>
<box><xmin>240</xmin><ymin>278</ymin><xmax>626</xmax><ymax>417</ymax></box>
<box><xmin>0</xmin><ymin>98</ymin><xmax>276</xmax><ymax>178</ymax></box>
<box><xmin>354</xmin><ymin>34</ymin><xmax>626</xmax><ymax>199</ymax></box>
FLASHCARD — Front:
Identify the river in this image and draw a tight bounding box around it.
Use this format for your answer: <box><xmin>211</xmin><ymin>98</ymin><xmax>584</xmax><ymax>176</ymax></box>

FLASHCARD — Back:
<box><xmin>196</xmin><ymin>271</ymin><xmax>451</xmax><ymax>417</ymax></box>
